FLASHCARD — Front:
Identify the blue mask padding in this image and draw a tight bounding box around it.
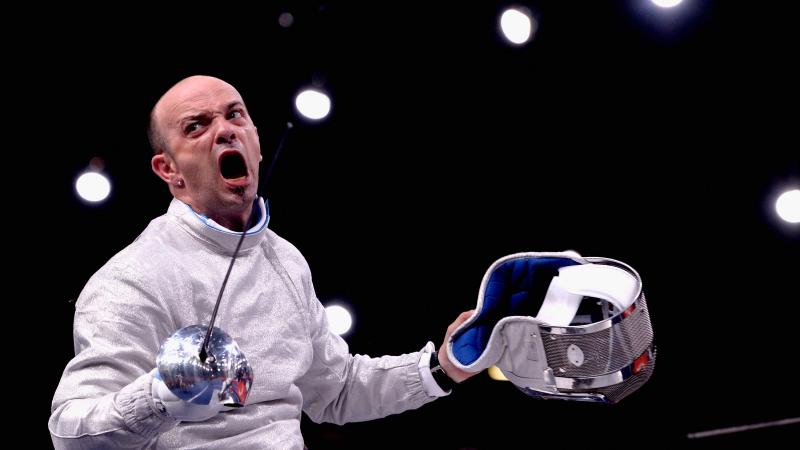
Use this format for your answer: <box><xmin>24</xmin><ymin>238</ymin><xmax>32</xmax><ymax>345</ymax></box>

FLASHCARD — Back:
<box><xmin>451</xmin><ymin>257</ymin><xmax>580</xmax><ymax>365</ymax></box>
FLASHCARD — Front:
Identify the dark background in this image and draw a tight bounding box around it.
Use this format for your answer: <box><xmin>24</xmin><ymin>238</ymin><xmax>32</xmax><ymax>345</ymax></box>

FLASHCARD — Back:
<box><xmin>23</xmin><ymin>1</ymin><xmax>799</xmax><ymax>448</ymax></box>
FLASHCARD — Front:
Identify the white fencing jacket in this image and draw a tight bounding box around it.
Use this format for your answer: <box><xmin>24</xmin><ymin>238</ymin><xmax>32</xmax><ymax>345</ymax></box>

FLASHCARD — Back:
<box><xmin>50</xmin><ymin>198</ymin><xmax>437</xmax><ymax>449</ymax></box>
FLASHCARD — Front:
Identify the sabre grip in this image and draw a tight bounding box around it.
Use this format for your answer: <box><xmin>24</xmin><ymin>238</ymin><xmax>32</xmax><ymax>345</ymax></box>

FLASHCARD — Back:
<box><xmin>150</xmin><ymin>369</ymin><xmax>228</xmax><ymax>422</ymax></box>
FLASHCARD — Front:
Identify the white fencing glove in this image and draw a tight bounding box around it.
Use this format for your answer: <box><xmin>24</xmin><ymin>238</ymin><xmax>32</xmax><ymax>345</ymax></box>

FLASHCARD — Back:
<box><xmin>150</xmin><ymin>369</ymin><xmax>229</xmax><ymax>422</ymax></box>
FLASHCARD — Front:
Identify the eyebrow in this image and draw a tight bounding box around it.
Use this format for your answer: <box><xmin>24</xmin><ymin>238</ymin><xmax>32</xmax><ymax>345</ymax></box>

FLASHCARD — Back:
<box><xmin>226</xmin><ymin>101</ymin><xmax>245</xmax><ymax>111</ymax></box>
<box><xmin>177</xmin><ymin>101</ymin><xmax>246</xmax><ymax>127</ymax></box>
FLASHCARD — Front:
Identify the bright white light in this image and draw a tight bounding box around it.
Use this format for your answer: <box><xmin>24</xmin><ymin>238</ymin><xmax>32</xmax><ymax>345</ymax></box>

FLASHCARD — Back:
<box><xmin>295</xmin><ymin>89</ymin><xmax>331</xmax><ymax>120</ymax></box>
<box><xmin>776</xmin><ymin>189</ymin><xmax>800</xmax><ymax>223</ymax></box>
<box><xmin>652</xmin><ymin>0</ymin><xmax>683</xmax><ymax>8</ymax></box>
<box><xmin>75</xmin><ymin>172</ymin><xmax>111</xmax><ymax>203</ymax></box>
<box><xmin>500</xmin><ymin>8</ymin><xmax>533</xmax><ymax>45</ymax></box>
<box><xmin>325</xmin><ymin>305</ymin><xmax>352</xmax><ymax>335</ymax></box>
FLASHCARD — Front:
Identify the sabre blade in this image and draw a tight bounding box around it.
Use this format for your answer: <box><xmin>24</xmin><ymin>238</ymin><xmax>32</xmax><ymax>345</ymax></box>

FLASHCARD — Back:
<box><xmin>199</xmin><ymin>122</ymin><xmax>294</xmax><ymax>362</ymax></box>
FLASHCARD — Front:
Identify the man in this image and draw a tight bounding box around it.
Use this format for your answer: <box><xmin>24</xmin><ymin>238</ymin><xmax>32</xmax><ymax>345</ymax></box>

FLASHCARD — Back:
<box><xmin>49</xmin><ymin>75</ymin><xmax>476</xmax><ymax>449</ymax></box>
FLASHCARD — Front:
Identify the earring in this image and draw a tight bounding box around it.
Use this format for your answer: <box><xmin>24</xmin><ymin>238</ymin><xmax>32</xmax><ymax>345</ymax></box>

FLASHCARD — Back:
<box><xmin>176</xmin><ymin>179</ymin><xmax>185</xmax><ymax>188</ymax></box>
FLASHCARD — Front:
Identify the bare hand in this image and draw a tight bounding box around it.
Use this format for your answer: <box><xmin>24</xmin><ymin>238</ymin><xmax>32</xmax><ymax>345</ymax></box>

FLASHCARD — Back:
<box><xmin>438</xmin><ymin>310</ymin><xmax>478</xmax><ymax>383</ymax></box>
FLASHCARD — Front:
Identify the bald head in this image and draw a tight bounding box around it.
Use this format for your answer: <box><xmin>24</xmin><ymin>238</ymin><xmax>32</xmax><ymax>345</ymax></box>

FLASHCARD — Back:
<box><xmin>148</xmin><ymin>76</ymin><xmax>242</xmax><ymax>155</ymax></box>
<box><xmin>149</xmin><ymin>74</ymin><xmax>261</xmax><ymax>231</ymax></box>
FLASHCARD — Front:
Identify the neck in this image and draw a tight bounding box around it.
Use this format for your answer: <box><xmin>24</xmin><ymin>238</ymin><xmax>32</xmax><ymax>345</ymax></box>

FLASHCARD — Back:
<box><xmin>178</xmin><ymin>195</ymin><xmax>256</xmax><ymax>232</ymax></box>
<box><xmin>211</xmin><ymin>203</ymin><xmax>254</xmax><ymax>232</ymax></box>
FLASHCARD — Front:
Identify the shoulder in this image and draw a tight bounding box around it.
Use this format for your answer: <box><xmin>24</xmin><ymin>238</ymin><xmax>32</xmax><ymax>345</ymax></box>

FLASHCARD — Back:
<box><xmin>265</xmin><ymin>228</ymin><xmax>312</xmax><ymax>275</ymax></box>
<box><xmin>109</xmin><ymin>215</ymin><xmax>184</xmax><ymax>275</ymax></box>
<box><xmin>76</xmin><ymin>215</ymin><xmax>181</xmax><ymax>314</ymax></box>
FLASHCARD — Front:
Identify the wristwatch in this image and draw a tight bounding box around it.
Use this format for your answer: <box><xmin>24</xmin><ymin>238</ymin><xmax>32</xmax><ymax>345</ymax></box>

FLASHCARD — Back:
<box><xmin>429</xmin><ymin>351</ymin><xmax>455</xmax><ymax>393</ymax></box>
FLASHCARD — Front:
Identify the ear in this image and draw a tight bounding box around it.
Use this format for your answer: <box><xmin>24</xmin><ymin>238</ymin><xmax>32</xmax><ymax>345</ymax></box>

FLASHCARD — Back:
<box><xmin>151</xmin><ymin>152</ymin><xmax>177</xmax><ymax>184</ymax></box>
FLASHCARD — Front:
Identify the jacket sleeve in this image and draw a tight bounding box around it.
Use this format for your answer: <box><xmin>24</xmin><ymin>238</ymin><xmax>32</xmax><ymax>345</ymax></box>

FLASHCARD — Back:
<box><xmin>295</xmin><ymin>282</ymin><xmax>437</xmax><ymax>424</ymax></box>
<box><xmin>49</xmin><ymin>264</ymin><xmax>179</xmax><ymax>449</ymax></box>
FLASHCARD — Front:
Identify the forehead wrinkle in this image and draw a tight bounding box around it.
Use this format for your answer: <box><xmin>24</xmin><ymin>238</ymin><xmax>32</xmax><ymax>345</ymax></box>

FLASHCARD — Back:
<box><xmin>165</xmin><ymin>93</ymin><xmax>244</xmax><ymax>131</ymax></box>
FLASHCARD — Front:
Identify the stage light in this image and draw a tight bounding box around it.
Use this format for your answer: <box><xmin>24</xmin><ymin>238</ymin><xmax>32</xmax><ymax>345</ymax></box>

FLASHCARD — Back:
<box><xmin>652</xmin><ymin>0</ymin><xmax>683</xmax><ymax>8</ymax></box>
<box><xmin>295</xmin><ymin>89</ymin><xmax>331</xmax><ymax>120</ymax></box>
<box><xmin>488</xmin><ymin>365</ymin><xmax>509</xmax><ymax>381</ymax></box>
<box><xmin>75</xmin><ymin>171</ymin><xmax>111</xmax><ymax>203</ymax></box>
<box><xmin>776</xmin><ymin>189</ymin><xmax>800</xmax><ymax>223</ymax></box>
<box><xmin>325</xmin><ymin>305</ymin><xmax>353</xmax><ymax>335</ymax></box>
<box><xmin>500</xmin><ymin>8</ymin><xmax>535</xmax><ymax>45</ymax></box>
<box><xmin>278</xmin><ymin>12</ymin><xmax>294</xmax><ymax>28</ymax></box>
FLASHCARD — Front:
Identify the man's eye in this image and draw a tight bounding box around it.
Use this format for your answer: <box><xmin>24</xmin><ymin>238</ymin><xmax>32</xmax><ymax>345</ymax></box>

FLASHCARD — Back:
<box><xmin>185</xmin><ymin>123</ymin><xmax>203</xmax><ymax>134</ymax></box>
<box><xmin>228</xmin><ymin>110</ymin><xmax>244</xmax><ymax>119</ymax></box>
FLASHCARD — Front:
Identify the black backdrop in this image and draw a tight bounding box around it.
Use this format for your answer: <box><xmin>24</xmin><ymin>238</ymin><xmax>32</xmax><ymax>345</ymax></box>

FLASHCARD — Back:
<box><xmin>22</xmin><ymin>1</ymin><xmax>799</xmax><ymax>448</ymax></box>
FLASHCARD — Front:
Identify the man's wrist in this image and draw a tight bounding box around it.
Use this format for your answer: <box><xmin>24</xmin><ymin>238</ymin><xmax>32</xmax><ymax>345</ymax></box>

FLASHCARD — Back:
<box><xmin>429</xmin><ymin>350</ymin><xmax>455</xmax><ymax>393</ymax></box>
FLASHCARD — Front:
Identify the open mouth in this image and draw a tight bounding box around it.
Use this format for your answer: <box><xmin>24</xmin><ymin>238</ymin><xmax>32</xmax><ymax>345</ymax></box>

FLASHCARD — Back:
<box><xmin>219</xmin><ymin>150</ymin><xmax>249</xmax><ymax>183</ymax></box>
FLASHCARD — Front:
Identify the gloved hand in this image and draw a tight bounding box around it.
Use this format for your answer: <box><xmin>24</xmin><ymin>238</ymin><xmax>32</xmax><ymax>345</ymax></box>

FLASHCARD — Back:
<box><xmin>150</xmin><ymin>369</ymin><xmax>227</xmax><ymax>422</ymax></box>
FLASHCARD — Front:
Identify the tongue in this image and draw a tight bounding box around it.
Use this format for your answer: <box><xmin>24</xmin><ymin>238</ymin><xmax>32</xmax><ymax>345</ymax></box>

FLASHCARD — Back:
<box><xmin>220</xmin><ymin>152</ymin><xmax>248</xmax><ymax>179</ymax></box>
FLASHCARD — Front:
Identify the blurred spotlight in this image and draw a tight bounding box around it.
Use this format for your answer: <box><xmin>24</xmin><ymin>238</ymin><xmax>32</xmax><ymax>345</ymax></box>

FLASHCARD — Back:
<box><xmin>278</xmin><ymin>12</ymin><xmax>294</xmax><ymax>28</ymax></box>
<box><xmin>775</xmin><ymin>189</ymin><xmax>800</xmax><ymax>223</ymax></box>
<box><xmin>500</xmin><ymin>8</ymin><xmax>535</xmax><ymax>45</ymax></box>
<box><xmin>652</xmin><ymin>0</ymin><xmax>683</xmax><ymax>8</ymax></box>
<box><xmin>488</xmin><ymin>365</ymin><xmax>509</xmax><ymax>381</ymax></box>
<box><xmin>628</xmin><ymin>0</ymin><xmax>701</xmax><ymax>40</ymax></box>
<box><xmin>325</xmin><ymin>305</ymin><xmax>353</xmax><ymax>335</ymax></box>
<box><xmin>75</xmin><ymin>171</ymin><xmax>111</xmax><ymax>204</ymax></box>
<box><xmin>294</xmin><ymin>89</ymin><xmax>331</xmax><ymax>120</ymax></box>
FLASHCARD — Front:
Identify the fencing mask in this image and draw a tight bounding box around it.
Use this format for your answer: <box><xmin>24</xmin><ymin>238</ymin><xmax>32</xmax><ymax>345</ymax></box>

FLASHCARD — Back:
<box><xmin>447</xmin><ymin>251</ymin><xmax>655</xmax><ymax>403</ymax></box>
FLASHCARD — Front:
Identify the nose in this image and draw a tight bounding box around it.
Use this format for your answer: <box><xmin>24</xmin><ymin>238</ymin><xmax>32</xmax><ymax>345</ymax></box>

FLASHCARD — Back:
<box><xmin>214</xmin><ymin>121</ymin><xmax>238</xmax><ymax>145</ymax></box>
